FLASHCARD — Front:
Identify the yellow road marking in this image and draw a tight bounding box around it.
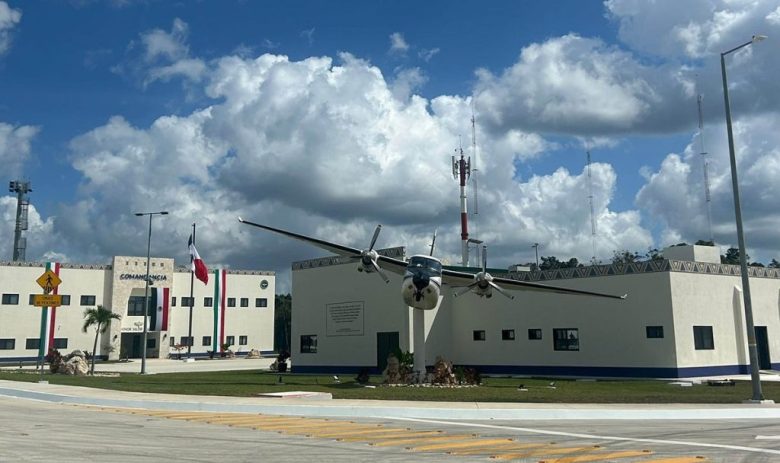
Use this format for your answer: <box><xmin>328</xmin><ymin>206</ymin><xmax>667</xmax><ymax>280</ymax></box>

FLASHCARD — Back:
<box><xmin>410</xmin><ymin>438</ymin><xmax>515</xmax><ymax>452</ymax></box>
<box><xmin>337</xmin><ymin>430</ymin><xmax>442</xmax><ymax>442</ymax></box>
<box><xmin>370</xmin><ymin>434</ymin><xmax>478</xmax><ymax>447</ymax></box>
<box><xmin>449</xmin><ymin>442</ymin><xmax>551</xmax><ymax>455</ymax></box>
<box><xmin>491</xmin><ymin>445</ymin><xmax>602</xmax><ymax>460</ymax></box>
<box><xmin>539</xmin><ymin>449</ymin><xmax>653</xmax><ymax>462</ymax></box>
<box><xmin>331</xmin><ymin>427</ymin><xmax>411</xmax><ymax>438</ymax></box>
<box><xmin>639</xmin><ymin>457</ymin><xmax>707</xmax><ymax>463</ymax></box>
<box><xmin>253</xmin><ymin>422</ymin><xmax>369</xmax><ymax>432</ymax></box>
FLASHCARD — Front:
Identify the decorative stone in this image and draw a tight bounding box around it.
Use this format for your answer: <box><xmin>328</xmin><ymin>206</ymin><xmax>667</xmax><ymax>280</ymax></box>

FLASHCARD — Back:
<box><xmin>245</xmin><ymin>349</ymin><xmax>261</xmax><ymax>359</ymax></box>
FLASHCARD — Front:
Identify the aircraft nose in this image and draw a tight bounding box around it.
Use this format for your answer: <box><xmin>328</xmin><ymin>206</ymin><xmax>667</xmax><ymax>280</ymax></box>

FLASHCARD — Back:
<box><xmin>412</xmin><ymin>273</ymin><xmax>430</xmax><ymax>292</ymax></box>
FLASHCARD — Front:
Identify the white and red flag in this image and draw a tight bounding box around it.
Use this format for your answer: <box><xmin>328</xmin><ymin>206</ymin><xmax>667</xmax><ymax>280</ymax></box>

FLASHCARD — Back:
<box><xmin>188</xmin><ymin>234</ymin><xmax>209</xmax><ymax>285</ymax></box>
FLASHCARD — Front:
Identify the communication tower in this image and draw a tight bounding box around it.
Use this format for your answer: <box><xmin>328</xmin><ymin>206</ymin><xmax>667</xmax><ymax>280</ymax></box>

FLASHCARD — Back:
<box><xmin>697</xmin><ymin>94</ymin><xmax>714</xmax><ymax>243</ymax></box>
<box><xmin>586</xmin><ymin>150</ymin><xmax>597</xmax><ymax>262</ymax></box>
<box><xmin>9</xmin><ymin>180</ymin><xmax>32</xmax><ymax>261</ymax></box>
<box><xmin>452</xmin><ymin>145</ymin><xmax>471</xmax><ymax>267</ymax></box>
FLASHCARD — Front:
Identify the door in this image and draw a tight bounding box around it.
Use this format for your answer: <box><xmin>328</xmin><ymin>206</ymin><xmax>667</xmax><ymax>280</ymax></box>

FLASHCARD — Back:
<box><xmin>131</xmin><ymin>334</ymin><xmax>142</xmax><ymax>359</ymax></box>
<box><xmin>376</xmin><ymin>332</ymin><xmax>399</xmax><ymax>372</ymax></box>
<box><xmin>755</xmin><ymin>326</ymin><xmax>771</xmax><ymax>370</ymax></box>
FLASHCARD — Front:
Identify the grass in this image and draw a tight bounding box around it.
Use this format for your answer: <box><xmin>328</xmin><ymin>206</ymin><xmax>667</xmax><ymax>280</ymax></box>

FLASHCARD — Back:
<box><xmin>1</xmin><ymin>369</ymin><xmax>778</xmax><ymax>403</ymax></box>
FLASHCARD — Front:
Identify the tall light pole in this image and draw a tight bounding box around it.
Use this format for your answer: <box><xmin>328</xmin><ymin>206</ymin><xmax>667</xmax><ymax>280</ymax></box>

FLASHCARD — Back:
<box><xmin>720</xmin><ymin>34</ymin><xmax>767</xmax><ymax>402</ymax></box>
<box><xmin>532</xmin><ymin>243</ymin><xmax>540</xmax><ymax>270</ymax></box>
<box><xmin>134</xmin><ymin>210</ymin><xmax>168</xmax><ymax>374</ymax></box>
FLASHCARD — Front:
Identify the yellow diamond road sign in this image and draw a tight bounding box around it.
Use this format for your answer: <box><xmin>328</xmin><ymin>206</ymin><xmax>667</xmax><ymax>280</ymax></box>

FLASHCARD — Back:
<box><xmin>36</xmin><ymin>270</ymin><xmax>62</xmax><ymax>294</ymax></box>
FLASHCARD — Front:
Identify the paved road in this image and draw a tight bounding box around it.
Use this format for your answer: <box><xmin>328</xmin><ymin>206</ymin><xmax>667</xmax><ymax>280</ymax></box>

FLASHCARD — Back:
<box><xmin>2</xmin><ymin>379</ymin><xmax>780</xmax><ymax>462</ymax></box>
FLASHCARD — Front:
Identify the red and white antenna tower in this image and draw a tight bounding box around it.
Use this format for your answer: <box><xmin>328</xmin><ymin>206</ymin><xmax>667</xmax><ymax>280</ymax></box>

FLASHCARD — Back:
<box><xmin>452</xmin><ymin>142</ymin><xmax>471</xmax><ymax>266</ymax></box>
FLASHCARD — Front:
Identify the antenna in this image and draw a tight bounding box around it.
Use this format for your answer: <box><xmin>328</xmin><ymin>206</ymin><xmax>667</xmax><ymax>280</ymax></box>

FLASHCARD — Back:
<box><xmin>697</xmin><ymin>93</ymin><xmax>715</xmax><ymax>243</ymax></box>
<box><xmin>452</xmin><ymin>144</ymin><xmax>471</xmax><ymax>267</ymax></box>
<box><xmin>471</xmin><ymin>103</ymin><xmax>479</xmax><ymax>216</ymax></box>
<box><xmin>9</xmin><ymin>180</ymin><xmax>32</xmax><ymax>261</ymax></box>
<box><xmin>586</xmin><ymin>149</ymin><xmax>597</xmax><ymax>262</ymax></box>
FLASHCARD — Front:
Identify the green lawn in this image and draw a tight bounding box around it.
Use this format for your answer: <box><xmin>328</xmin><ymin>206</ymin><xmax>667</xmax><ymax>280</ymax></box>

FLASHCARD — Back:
<box><xmin>1</xmin><ymin>369</ymin><xmax>777</xmax><ymax>403</ymax></box>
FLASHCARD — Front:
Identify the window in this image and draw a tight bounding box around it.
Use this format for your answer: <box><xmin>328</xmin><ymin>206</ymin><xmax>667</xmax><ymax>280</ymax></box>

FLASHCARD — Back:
<box><xmin>228</xmin><ymin>298</ymin><xmax>236</xmax><ymax>307</ymax></box>
<box><xmin>181</xmin><ymin>297</ymin><xmax>194</xmax><ymax>307</ymax></box>
<box><xmin>170</xmin><ymin>337</ymin><xmax>176</xmax><ymax>347</ymax></box>
<box><xmin>693</xmin><ymin>326</ymin><xmax>714</xmax><ymax>350</ymax></box>
<box><xmin>202</xmin><ymin>336</ymin><xmax>211</xmax><ymax>346</ymax></box>
<box><xmin>2</xmin><ymin>293</ymin><xmax>19</xmax><ymax>305</ymax></box>
<box><xmin>300</xmin><ymin>335</ymin><xmax>317</xmax><ymax>353</ymax></box>
<box><xmin>646</xmin><ymin>326</ymin><xmax>664</xmax><ymax>339</ymax></box>
<box><xmin>171</xmin><ymin>297</ymin><xmax>176</xmax><ymax>307</ymax></box>
<box><xmin>528</xmin><ymin>329</ymin><xmax>543</xmax><ymax>340</ymax></box>
<box><xmin>204</xmin><ymin>297</ymin><xmax>213</xmax><ymax>307</ymax></box>
<box><xmin>502</xmin><ymin>329</ymin><xmax>515</xmax><ymax>341</ymax></box>
<box><xmin>28</xmin><ymin>294</ymin><xmax>36</xmax><ymax>305</ymax></box>
<box><xmin>80</xmin><ymin>295</ymin><xmax>96</xmax><ymax>306</ymax></box>
<box><xmin>60</xmin><ymin>295</ymin><xmax>70</xmax><ymax>306</ymax></box>
<box><xmin>26</xmin><ymin>338</ymin><xmax>40</xmax><ymax>350</ymax></box>
<box><xmin>53</xmin><ymin>338</ymin><xmax>68</xmax><ymax>349</ymax></box>
<box><xmin>147</xmin><ymin>338</ymin><xmax>156</xmax><ymax>349</ymax></box>
<box><xmin>240</xmin><ymin>298</ymin><xmax>249</xmax><ymax>307</ymax></box>
<box><xmin>473</xmin><ymin>330</ymin><xmax>486</xmax><ymax>341</ymax></box>
<box><xmin>239</xmin><ymin>335</ymin><xmax>248</xmax><ymax>346</ymax></box>
<box><xmin>553</xmin><ymin>328</ymin><xmax>579</xmax><ymax>351</ymax></box>
<box><xmin>225</xmin><ymin>335</ymin><xmax>235</xmax><ymax>347</ymax></box>
<box><xmin>179</xmin><ymin>336</ymin><xmax>193</xmax><ymax>347</ymax></box>
<box><xmin>255</xmin><ymin>298</ymin><xmax>268</xmax><ymax>308</ymax></box>
<box><xmin>0</xmin><ymin>339</ymin><xmax>14</xmax><ymax>350</ymax></box>
<box><xmin>127</xmin><ymin>296</ymin><xmax>146</xmax><ymax>316</ymax></box>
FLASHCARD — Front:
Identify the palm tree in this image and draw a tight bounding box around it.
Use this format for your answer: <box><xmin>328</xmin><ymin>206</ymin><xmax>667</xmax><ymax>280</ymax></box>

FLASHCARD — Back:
<box><xmin>82</xmin><ymin>305</ymin><xmax>121</xmax><ymax>375</ymax></box>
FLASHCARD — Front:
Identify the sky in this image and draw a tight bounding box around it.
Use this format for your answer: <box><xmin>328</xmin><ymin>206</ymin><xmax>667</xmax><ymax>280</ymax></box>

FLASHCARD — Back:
<box><xmin>1</xmin><ymin>0</ymin><xmax>780</xmax><ymax>293</ymax></box>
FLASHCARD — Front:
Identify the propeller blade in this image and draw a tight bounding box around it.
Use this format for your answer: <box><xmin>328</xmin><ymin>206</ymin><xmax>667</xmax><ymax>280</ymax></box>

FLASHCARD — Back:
<box><xmin>489</xmin><ymin>281</ymin><xmax>515</xmax><ymax>300</ymax></box>
<box><xmin>482</xmin><ymin>244</ymin><xmax>487</xmax><ymax>273</ymax></box>
<box><xmin>369</xmin><ymin>224</ymin><xmax>382</xmax><ymax>251</ymax></box>
<box><xmin>429</xmin><ymin>229</ymin><xmax>437</xmax><ymax>256</ymax></box>
<box><xmin>370</xmin><ymin>259</ymin><xmax>391</xmax><ymax>284</ymax></box>
<box><xmin>453</xmin><ymin>283</ymin><xmax>478</xmax><ymax>297</ymax></box>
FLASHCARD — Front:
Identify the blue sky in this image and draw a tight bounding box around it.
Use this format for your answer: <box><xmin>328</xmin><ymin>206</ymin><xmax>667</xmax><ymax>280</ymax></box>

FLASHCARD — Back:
<box><xmin>2</xmin><ymin>0</ymin><xmax>780</xmax><ymax>291</ymax></box>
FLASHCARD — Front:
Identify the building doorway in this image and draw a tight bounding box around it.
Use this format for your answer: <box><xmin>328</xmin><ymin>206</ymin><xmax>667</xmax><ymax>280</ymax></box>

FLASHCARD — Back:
<box><xmin>376</xmin><ymin>331</ymin><xmax>399</xmax><ymax>372</ymax></box>
<box><xmin>755</xmin><ymin>326</ymin><xmax>771</xmax><ymax>370</ymax></box>
<box><xmin>120</xmin><ymin>333</ymin><xmax>143</xmax><ymax>359</ymax></box>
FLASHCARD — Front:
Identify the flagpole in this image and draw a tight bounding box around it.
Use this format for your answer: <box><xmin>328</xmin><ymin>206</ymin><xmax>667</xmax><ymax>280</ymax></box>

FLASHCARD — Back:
<box><xmin>187</xmin><ymin>223</ymin><xmax>196</xmax><ymax>358</ymax></box>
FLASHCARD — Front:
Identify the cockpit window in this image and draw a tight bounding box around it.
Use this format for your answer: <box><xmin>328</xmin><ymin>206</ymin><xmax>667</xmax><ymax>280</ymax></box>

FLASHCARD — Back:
<box><xmin>408</xmin><ymin>256</ymin><xmax>442</xmax><ymax>274</ymax></box>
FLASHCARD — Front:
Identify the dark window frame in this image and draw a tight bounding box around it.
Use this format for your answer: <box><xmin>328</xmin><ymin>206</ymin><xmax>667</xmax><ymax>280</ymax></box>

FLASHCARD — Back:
<box><xmin>0</xmin><ymin>339</ymin><xmax>15</xmax><ymax>350</ymax></box>
<box><xmin>239</xmin><ymin>335</ymin><xmax>248</xmax><ymax>346</ymax></box>
<box><xmin>2</xmin><ymin>293</ymin><xmax>19</xmax><ymax>305</ymax></box>
<box><xmin>255</xmin><ymin>298</ymin><xmax>268</xmax><ymax>308</ymax></box>
<box><xmin>528</xmin><ymin>329</ymin><xmax>542</xmax><ymax>340</ymax></box>
<box><xmin>240</xmin><ymin>298</ymin><xmax>249</xmax><ymax>307</ymax></box>
<box><xmin>202</xmin><ymin>336</ymin><xmax>212</xmax><ymax>346</ymax></box>
<box><xmin>502</xmin><ymin>329</ymin><xmax>515</xmax><ymax>341</ymax></box>
<box><xmin>693</xmin><ymin>326</ymin><xmax>714</xmax><ymax>350</ymax></box>
<box><xmin>204</xmin><ymin>297</ymin><xmax>213</xmax><ymax>307</ymax></box>
<box><xmin>472</xmin><ymin>330</ymin><xmax>486</xmax><ymax>341</ymax></box>
<box><xmin>127</xmin><ymin>296</ymin><xmax>146</xmax><ymax>316</ymax></box>
<box><xmin>300</xmin><ymin>335</ymin><xmax>317</xmax><ymax>353</ymax></box>
<box><xmin>227</xmin><ymin>298</ymin><xmax>236</xmax><ymax>307</ymax></box>
<box><xmin>646</xmin><ymin>326</ymin><xmax>664</xmax><ymax>339</ymax></box>
<box><xmin>553</xmin><ymin>328</ymin><xmax>579</xmax><ymax>351</ymax></box>
<box><xmin>26</xmin><ymin>338</ymin><xmax>40</xmax><ymax>350</ymax></box>
<box><xmin>53</xmin><ymin>338</ymin><xmax>68</xmax><ymax>349</ymax></box>
<box><xmin>80</xmin><ymin>295</ymin><xmax>96</xmax><ymax>306</ymax></box>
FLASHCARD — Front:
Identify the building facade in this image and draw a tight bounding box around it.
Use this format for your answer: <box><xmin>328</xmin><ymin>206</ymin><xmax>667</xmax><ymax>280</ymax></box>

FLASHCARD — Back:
<box><xmin>290</xmin><ymin>245</ymin><xmax>780</xmax><ymax>378</ymax></box>
<box><xmin>0</xmin><ymin>256</ymin><xmax>275</xmax><ymax>361</ymax></box>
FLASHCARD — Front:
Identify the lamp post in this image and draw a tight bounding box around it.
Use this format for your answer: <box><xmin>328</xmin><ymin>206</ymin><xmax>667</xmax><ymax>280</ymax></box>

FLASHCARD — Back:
<box><xmin>134</xmin><ymin>210</ymin><xmax>168</xmax><ymax>374</ymax></box>
<box><xmin>720</xmin><ymin>35</ymin><xmax>767</xmax><ymax>402</ymax></box>
<box><xmin>532</xmin><ymin>243</ymin><xmax>540</xmax><ymax>270</ymax></box>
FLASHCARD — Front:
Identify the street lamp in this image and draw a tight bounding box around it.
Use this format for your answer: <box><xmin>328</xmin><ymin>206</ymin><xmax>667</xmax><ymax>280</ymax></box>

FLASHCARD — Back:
<box><xmin>134</xmin><ymin>210</ymin><xmax>168</xmax><ymax>374</ymax></box>
<box><xmin>531</xmin><ymin>243</ymin><xmax>540</xmax><ymax>270</ymax></box>
<box><xmin>720</xmin><ymin>34</ymin><xmax>767</xmax><ymax>402</ymax></box>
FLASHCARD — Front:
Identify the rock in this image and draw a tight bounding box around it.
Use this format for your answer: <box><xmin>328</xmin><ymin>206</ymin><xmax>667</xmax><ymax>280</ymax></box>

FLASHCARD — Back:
<box><xmin>245</xmin><ymin>349</ymin><xmax>261</xmax><ymax>359</ymax></box>
<box><xmin>69</xmin><ymin>350</ymin><xmax>86</xmax><ymax>359</ymax></box>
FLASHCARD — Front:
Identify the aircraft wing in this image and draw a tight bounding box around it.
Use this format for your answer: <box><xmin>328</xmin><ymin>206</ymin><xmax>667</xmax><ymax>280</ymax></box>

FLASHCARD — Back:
<box><xmin>237</xmin><ymin>217</ymin><xmax>409</xmax><ymax>276</ymax></box>
<box><xmin>441</xmin><ymin>268</ymin><xmax>626</xmax><ymax>300</ymax></box>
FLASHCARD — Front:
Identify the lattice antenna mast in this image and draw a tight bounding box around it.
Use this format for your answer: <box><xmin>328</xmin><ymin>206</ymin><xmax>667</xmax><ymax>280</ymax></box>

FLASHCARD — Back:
<box><xmin>471</xmin><ymin>103</ymin><xmax>479</xmax><ymax>217</ymax></box>
<box><xmin>452</xmin><ymin>141</ymin><xmax>471</xmax><ymax>267</ymax></box>
<box><xmin>9</xmin><ymin>180</ymin><xmax>32</xmax><ymax>261</ymax></box>
<box><xmin>697</xmin><ymin>94</ymin><xmax>715</xmax><ymax>243</ymax></box>
<box><xmin>586</xmin><ymin>150</ymin><xmax>597</xmax><ymax>263</ymax></box>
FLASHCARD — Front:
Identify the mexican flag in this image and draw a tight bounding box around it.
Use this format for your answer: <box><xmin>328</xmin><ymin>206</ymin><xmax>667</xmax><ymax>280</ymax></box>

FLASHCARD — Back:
<box><xmin>188</xmin><ymin>234</ymin><xmax>209</xmax><ymax>285</ymax></box>
<box><xmin>213</xmin><ymin>269</ymin><xmax>227</xmax><ymax>352</ymax></box>
<box><xmin>148</xmin><ymin>287</ymin><xmax>169</xmax><ymax>331</ymax></box>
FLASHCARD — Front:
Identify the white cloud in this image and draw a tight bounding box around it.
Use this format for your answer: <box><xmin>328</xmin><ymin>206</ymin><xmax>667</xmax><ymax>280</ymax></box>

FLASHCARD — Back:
<box><xmin>0</xmin><ymin>122</ymin><xmax>39</xmax><ymax>178</ymax></box>
<box><xmin>0</xmin><ymin>1</ymin><xmax>21</xmax><ymax>55</ymax></box>
<box><xmin>390</xmin><ymin>67</ymin><xmax>427</xmax><ymax>101</ymax></box>
<box><xmin>142</xmin><ymin>17</ymin><xmax>190</xmax><ymax>62</ymax></box>
<box><xmin>50</xmin><ymin>51</ymin><xmax>648</xmax><ymax>291</ymax></box>
<box><xmin>636</xmin><ymin>113</ymin><xmax>780</xmax><ymax>261</ymax></box>
<box><xmin>389</xmin><ymin>32</ymin><xmax>409</xmax><ymax>54</ymax></box>
<box><xmin>605</xmin><ymin>0</ymin><xmax>779</xmax><ymax>59</ymax></box>
<box><xmin>418</xmin><ymin>47</ymin><xmax>440</xmax><ymax>62</ymax></box>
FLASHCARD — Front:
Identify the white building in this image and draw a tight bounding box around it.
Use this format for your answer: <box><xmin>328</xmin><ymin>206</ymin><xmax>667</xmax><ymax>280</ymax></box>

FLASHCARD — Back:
<box><xmin>290</xmin><ymin>245</ymin><xmax>779</xmax><ymax>378</ymax></box>
<box><xmin>0</xmin><ymin>256</ymin><xmax>275</xmax><ymax>361</ymax></box>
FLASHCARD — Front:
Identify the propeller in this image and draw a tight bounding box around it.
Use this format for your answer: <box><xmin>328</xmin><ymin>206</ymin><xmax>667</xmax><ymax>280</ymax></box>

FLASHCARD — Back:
<box><xmin>453</xmin><ymin>245</ymin><xmax>515</xmax><ymax>300</ymax></box>
<box><xmin>429</xmin><ymin>229</ymin><xmax>437</xmax><ymax>256</ymax></box>
<box><xmin>351</xmin><ymin>224</ymin><xmax>390</xmax><ymax>283</ymax></box>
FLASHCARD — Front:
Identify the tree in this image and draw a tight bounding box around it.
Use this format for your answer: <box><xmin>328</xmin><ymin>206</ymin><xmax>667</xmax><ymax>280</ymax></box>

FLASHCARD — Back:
<box><xmin>611</xmin><ymin>250</ymin><xmax>641</xmax><ymax>264</ymax></box>
<box><xmin>695</xmin><ymin>239</ymin><xmax>715</xmax><ymax>246</ymax></box>
<box><xmin>82</xmin><ymin>305</ymin><xmax>121</xmax><ymax>375</ymax></box>
<box><xmin>769</xmin><ymin>259</ymin><xmax>780</xmax><ymax>269</ymax></box>
<box><xmin>645</xmin><ymin>248</ymin><xmax>664</xmax><ymax>261</ymax></box>
<box><xmin>539</xmin><ymin>256</ymin><xmax>562</xmax><ymax>270</ymax></box>
<box><xmin>721</xmin><ymin>247</ymin><xmax>748</xmax><ymax>265</ymax></box>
